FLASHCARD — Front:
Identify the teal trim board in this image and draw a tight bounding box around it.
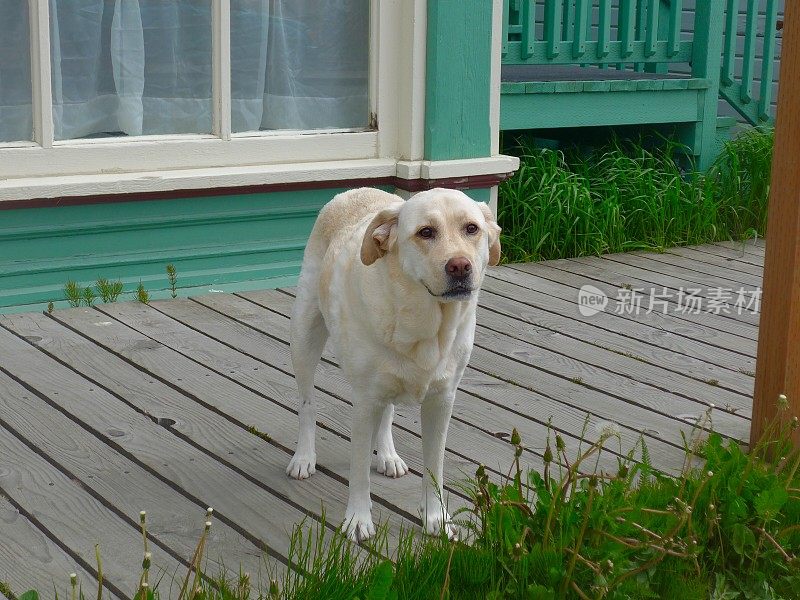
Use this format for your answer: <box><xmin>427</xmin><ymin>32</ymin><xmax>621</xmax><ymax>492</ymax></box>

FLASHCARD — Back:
<box><xmin>0</xmin><ymin>188</ymin><xmax>356</xmax><ymax>313</ymax></box>
<box><xmin>464</xmin><ymin>188</ymin><xmax>492</xmax><ymax>203</ymax></box>
<box><xmin>0</xmin><ymin>184</ymin><xmax>494</xmax><ymax>313</ymax></box>
<box><xmin>500</xmin><ymin>88</ymin><xmax>703</xmax><ymax>131</ymax></box>
<box><xmin>425</xmin><ymin>0</ymin><xmax>494</xmax><ymax>161</ymax></box>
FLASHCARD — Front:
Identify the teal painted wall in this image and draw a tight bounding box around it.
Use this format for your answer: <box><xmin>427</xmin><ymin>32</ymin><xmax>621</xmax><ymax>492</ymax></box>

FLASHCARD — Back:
<box><xmin>0</xmin><ymin>189</ymin><xmax>348</xmax><ymax>312</ymax></box>
<box><xmin>0</xmin><ymin>184</ymin><xmax>495</xmax><ymax>313</ymax></box>
<box><xmin>425</xmin><ymin>0</ymin><xmax>494</xmax><ymax>160</ymax></box>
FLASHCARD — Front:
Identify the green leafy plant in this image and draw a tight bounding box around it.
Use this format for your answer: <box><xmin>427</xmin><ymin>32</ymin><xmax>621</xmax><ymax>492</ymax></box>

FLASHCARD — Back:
<box><xmin>166</xmin><ymin>264</ymin><xmax>178</xmax><ymax>299</ymax></box>
<box><xmin>64</xmin><ymin>280</ymin><xmax>84</xmax><ymax>308</ymax></box>
<box><xmin>136</xmin><ymin>282</ymin><xmax>150</xmax><ymax>304</ymax></box>
<box><xmin>96</xmin><ymin>278</ymin><xmax>124</xmax><ymax>303</ymax></box>
<box><xmin>499</xmin><ymin>129</ymin><xmax>774</xmax><ymax>263</ymax></box>
<box><xmin>10</xmin><ymin>401</ymin><xmax>799</xmax><ymax>600</ymax></box>
<box><xmin>82</xmin><ymin>286</ymin><xmax>96</xmax><ymax>307</ymax></box>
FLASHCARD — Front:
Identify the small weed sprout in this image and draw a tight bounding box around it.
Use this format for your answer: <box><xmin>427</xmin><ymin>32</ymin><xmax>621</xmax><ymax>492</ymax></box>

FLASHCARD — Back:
<box><xmin>166</xmin><ymin>264</ymin><xmax>178</xmax><ymax>299</ymax></box>
<box><xmin>82</xmin><ymin>286</ymin><xmax>96</xmax><ymax>307</ymax></box>
<box><xmin>64</xmin><ymin>280</ymin><xmax>83</xmax><ymax>307</ymax></box>
<box><xmin>47</xmin><ymin>301</ymin><xmax>54</xmax><ymax>314</ymax></box>
<box><xmin>96</xmin><ymin>278</ymin><xmax>124</xmax><ymax>303</ymax></box>
<box><xmin>247</xmin><ymin>424</ymin><xmax>272</xmax><ymax>442</ymax></box>
<box><xmin>136</xmin><ymin>282</ymin><xmax>150</xmax><ymax>304</ymax></box>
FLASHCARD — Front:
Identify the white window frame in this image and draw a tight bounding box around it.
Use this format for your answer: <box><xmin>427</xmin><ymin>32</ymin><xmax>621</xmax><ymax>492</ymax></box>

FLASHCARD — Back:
<box><xmin>0</xmin><ymin>0</ymin><xmax>407</xmax><ymax>191</ymax></box>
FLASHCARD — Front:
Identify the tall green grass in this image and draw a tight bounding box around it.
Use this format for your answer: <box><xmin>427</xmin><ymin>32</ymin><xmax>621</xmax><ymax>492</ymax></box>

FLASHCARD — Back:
<box><xmin>498</xmin><ymin>129</ymin><xmax>774</xmax><ymax>263</ymax></box>
<box><xmin>9</xmin><ymin>403</ymin><xmax>800</xmax><ymax>600</ymax></box>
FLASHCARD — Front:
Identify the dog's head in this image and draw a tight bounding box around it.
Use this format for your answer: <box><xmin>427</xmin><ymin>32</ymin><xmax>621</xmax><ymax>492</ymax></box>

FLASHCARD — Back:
<box><xmin>360</xmin><ymin>188</ymin><xmax>501</xmax><ymax>302</ymax></box>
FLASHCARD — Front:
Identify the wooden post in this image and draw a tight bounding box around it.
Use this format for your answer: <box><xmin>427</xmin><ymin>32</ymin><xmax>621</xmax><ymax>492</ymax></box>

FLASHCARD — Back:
<box><xmin>751</xmin><ymin>1</ymin><xmax>800</xmax><ymax>448</ymax></box>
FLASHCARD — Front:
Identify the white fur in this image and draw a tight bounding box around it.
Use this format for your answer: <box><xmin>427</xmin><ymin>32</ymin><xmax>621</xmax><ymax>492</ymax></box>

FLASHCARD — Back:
<box><xmin>286</xmin><ymin>187</ymin><xmax>501</xmax><ymax>541</ymax></box>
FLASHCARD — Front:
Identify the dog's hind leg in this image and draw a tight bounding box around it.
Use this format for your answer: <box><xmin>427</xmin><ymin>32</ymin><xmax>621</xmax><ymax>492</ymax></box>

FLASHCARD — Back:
<box><xmin>375</xmin><ymin>404</ymin><xmax>408</xmax><ymax>478</ymax></box>
<box><xmin>286</xmin><ymin>263</ymin><xmax>328</xmax><ymax>480</ymax></box>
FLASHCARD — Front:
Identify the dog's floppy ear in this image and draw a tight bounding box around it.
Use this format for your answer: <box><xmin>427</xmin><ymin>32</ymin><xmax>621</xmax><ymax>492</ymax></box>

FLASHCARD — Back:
<box><xmin>478</xmin><ymin>202</ymin><xmax>502</xmax><ymax>266</ymax></box>
<box><xmin>361</xmin><ymin>203</ymin><xmax>402</xmax><ymax>266</ymax></box>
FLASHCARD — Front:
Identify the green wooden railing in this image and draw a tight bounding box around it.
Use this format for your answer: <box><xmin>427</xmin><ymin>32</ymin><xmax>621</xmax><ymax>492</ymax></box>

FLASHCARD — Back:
<box><xmin>501</xmin><ymin>0</ymin><xmax>691</xmax><ymax>68</ymax></box>
<box><xmin>720</xmin><ymin>0</ymin><xmax>780</xmax><ymax>125</ymax></box>
<box><xmin>501</xmin><ymin>0</ymin><xmax>780</xmax><ymax>126</ymax></box>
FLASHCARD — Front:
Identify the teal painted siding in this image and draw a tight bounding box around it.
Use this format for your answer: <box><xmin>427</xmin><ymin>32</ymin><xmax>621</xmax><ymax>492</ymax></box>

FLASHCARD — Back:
<box><xmin>0</xmin><ymin>189</ymin><xmax>357</xmax><ymax>312</ymax></box>
<box><xmin>425</xmin><ymin>0</ymin><xmax>494</xmax><ymax>160</ymax></box>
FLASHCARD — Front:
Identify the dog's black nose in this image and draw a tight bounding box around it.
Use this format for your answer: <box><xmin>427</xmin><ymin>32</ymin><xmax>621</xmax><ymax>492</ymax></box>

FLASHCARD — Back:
<box><xmin>446</xmin><ymin>257</ymin><xmax>472</xmax><ymax>279</ymax></box>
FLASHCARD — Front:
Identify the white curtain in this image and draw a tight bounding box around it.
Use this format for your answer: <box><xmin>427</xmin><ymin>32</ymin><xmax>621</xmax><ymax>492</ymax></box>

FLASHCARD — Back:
<box><xmin>0</xmin><ymin>0</ymin><xmax>369</xmax><ymax>142</ymax></box>
<box><xmin>0</xmin><ymin>0</ymin><xmax>32</xmax><ymax>142</ymax></box>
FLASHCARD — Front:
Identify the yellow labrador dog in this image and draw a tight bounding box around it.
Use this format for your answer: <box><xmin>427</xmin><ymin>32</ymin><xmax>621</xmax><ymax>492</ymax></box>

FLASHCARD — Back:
<box><xmin>286</xmin><ymin>187</ymin><xmax>501</xmax><ymax>541</ymax></box>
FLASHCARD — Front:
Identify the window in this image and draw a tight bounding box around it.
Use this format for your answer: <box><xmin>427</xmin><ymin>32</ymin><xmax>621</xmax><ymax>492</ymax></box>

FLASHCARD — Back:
<box><xmin>0</xmin><ymin>0</ymin><xmax>380</xmax><ymax>185</ymax></box>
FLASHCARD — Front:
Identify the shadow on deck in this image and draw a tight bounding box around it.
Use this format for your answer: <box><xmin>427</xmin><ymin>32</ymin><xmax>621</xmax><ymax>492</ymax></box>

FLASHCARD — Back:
<box><xmin>0</xmin><ymin>241</ymin><xmax>762</xmax><ymax>596</ymax></box>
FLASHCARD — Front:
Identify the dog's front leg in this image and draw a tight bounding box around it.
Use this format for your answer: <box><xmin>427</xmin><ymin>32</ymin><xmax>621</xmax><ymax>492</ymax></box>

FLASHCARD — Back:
<box><xmin>375</xmin><ymin>404</ymin><xmax>408</xmax><ymax>478</ymax></box>
<box><xmin>343</xmin><ymin>399</ymin><xmax>384</xmax><ymax>542</ymax></box>
<box><xmin>420</xmin><ymin>394</ymin><xmax>457</xmax><ymax>538</ymax></box>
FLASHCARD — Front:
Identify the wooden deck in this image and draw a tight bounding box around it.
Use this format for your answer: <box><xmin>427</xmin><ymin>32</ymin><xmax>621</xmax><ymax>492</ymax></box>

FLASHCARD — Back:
<box><xmin>0</xmin><ymin>241</ymin><xmax>763</xmax><ymax>598</ymax></box>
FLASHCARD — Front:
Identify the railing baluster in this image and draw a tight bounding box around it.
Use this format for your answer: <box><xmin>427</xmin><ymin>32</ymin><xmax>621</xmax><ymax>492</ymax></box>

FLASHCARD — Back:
<box><xmin>740</xmin><ymin>0</ymin><xmax>758</xmax><ymax>104</ymax></box>
<box><xmin>562</xmin><ymin>0</ymin><xmax>574</xmax><ymax>41</ymax></box>
<box><xmin>597</xmin><ymin>0</ymin><xmax>611</xmax><ymax>59</ymax></box>
<box><xmin>502</xmin><ymin>0</ymin><xmax>510</xmax><ymax>56</ymax></box>
<box><xmin>546</xmin><ymin>0</ymin><xmax>563</xmax><ymax>58</ymax></box>
<box><xmin>521</xmin><ymin>0</ymin><xmax>536</xmax><ymax>58</ymax></box>
<box><xmin>572</xmin><ymin>0</ymin><xmax>588</xmax><ymax>58</ymax></box>
<box><xmin>758</xmin><ymin>0</ymin><xmax>779</xmax><ymax>120</ymax></box>
<box><xmin>722</xmin><ymin>0</ymin><xmax>737</xmax><ymax>85</ymax></box>
<box><xmin>668</xmin><ymin>0</ymin><xmax>682</xmax><ymax>57</ymax></box>
<box><xmin>634</xmin><ymin>0</ymin><xmax>647</xmax><ymax>70</ymax></box>
<box><xmin>620</xmin><ymin>0</ymin><xmax>636</xmax><ymax>57</ymax></box>
<box><xmin>645</xmin><ymin>0</ymin><xmax>659</xmax><ymax>57</ymax></box>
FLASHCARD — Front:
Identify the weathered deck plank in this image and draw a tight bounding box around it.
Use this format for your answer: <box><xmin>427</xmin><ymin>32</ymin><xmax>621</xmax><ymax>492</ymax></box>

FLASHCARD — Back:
<box><xmin>483</xmin><ymin>270</ymin><xmax>756</xmax><ymax>372</ymax></box>
<box><xmin>84</xmin><ymin>301</ymin><xmax>477</xmax><ymax>514</ymax></box>
<box><xmin>0</xmin><ymin>243</ymin><xmax>761</xmax><ymax>587</ymax></box>
<box><xmin>258</xmin><ymin>289</ymin><xmax>731</xmax><ymax>465</ymax></box>
<box><xmin>662</xmin><ymin>246</ymin><xmax>765</xmax><ymax>277</ymax></box>
<box><xmin>221</xmin><ymin>291</ymin><xmax>642</xmax><ymax>471</ymax></box>
<box><xmin>0</xmin><ymin>497</ymin><xmax>104</xmax><ymax>600</ymax></box>
<box><xmin>0</xmin><ymin>326</ymin><xmax>307</xmax><ymax>570</ymax></box>
<box><xmin>629</xmin><ymin>250</ymin><xmax>763</xmax><ymax>287</ymax></box>
<box><xmin>599</xmin><ymin>254</ymin><xmax>761</xmax><ymax>326</ymax></box>
<box><xmin>689</xmin><ymin>243</ymin><xmax>765</xmax><ymax>268</ymax></box>
<box><xmin>0</xmin><ymin>355</ymin><xmax>266</xmax><ymax>585</ymax></box>
<box><xmin>714</xmin><ymin>240</ymin><xmax>766</xmax><ymax>258</ymax></box>
<box><xmin>509</xmin><ymin>259</ymin><xmax>759</xmax><ymax>343</ymax></box>
<box><xmin>0</xmin><ymin>311</ymin><xmax>358</xmax><ymax>562</ymax></box>
<box><xmin>0</xmin><ymin>414</ymin><xmax>185</xmax><ymax>598</ymax></box>
<box><xmin>563</xmin><ymin>255</ymin><xmax>762</xmax><ymax>331</ymax></box>
<box><xmin>475</xmin><ymin>301</ymin><xmax>752</xmax><ymax>409</ymax></box>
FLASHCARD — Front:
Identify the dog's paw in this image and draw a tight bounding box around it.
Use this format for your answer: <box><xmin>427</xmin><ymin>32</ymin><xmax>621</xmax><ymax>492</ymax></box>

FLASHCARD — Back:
<box><xmin>342</xmin><ymin>510</ymin><xmax>376</xmax><ymax>542</ymax></box>
<box><xmin>376</xmin><ymin>451</ymin><xmax>408</xmax><ymax>478</ymax></box>
<box><xmin>286</xmin><ymin>452</ymin><xmax>316</xmax><ymax>479</ymax></box>
<box><xmin>420</xmin><ymin>508</ymin><xmax>458</xmax><ymax>540</ymax></box>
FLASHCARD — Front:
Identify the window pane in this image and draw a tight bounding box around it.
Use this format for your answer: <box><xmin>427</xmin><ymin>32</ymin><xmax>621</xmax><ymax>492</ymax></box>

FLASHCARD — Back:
<box><xmin>0</xmin><ymin>0</ymin><xmax>32</xmax><ymax>142</ymax></box>
<box><xmin>231</xmin><ymin>0</ymin><xmax>370</xmax><ymax>133</ymax></box>
<box><xmin>50</xmin><ymin>0</ymin><xmax>212</xmax><ymax>140</ymax></box>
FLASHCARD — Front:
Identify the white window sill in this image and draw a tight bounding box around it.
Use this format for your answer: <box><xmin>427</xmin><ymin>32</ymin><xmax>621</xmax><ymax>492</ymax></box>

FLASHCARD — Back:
<box><xmin>0</xmin><ymin>155</ymin><xmax>519</xmax><ymax>204</ymax></box>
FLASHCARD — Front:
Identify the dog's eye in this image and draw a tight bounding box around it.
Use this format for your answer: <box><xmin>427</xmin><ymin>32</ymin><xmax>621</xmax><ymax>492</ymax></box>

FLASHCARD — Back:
<box><xmin>465</xmin><ymin>223</ymin><xmax>479</xmax><ymax>235</ymax></box>
<box><xmin>418</xmin><ymin>227</ymin><xmax>435</xmax><ymax>239</ymax></box>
